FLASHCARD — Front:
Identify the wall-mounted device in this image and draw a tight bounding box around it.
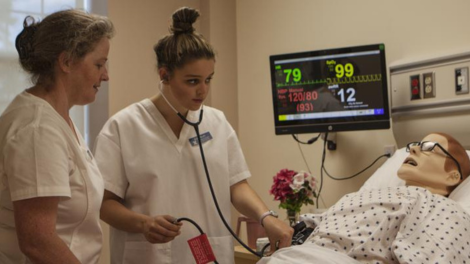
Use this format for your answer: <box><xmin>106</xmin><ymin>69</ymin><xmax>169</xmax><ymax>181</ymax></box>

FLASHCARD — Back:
<box><xmin>390</xmin><ymin>51</ymin><xmax>470</xmax><ymax>149</ymax></box>
<box><xmin>269</xmin><ymin>43</ymin><xmax>390</xmax><ymax>135</ymax></box>
<box><xmin>455</xmin><ymin>67</ymin><xmax>469</xmax><ymax>94</ymax></box>
<box><xmin>409</xmin><ymin>74</ymin><xmax>421</xmax><ymax>100</ymax></box>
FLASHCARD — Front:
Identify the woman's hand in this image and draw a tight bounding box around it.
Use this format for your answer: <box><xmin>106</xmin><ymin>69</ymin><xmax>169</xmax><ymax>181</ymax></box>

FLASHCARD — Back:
<box><xmin>262</xmin><ymin>216</ymin><xmax>294</xmax><ymax>253</ymax></box>
<box><xmin>229</xmin><ymin>180</ymin><xmax>294</xmax><ymax>252</ymax></box>
<box><xmin>142</xmin><ymin>215</ymin><xmax>182</xmax><ymax>243</ymax></box>
<box><xmin>101</xmin><ymin>191</ymin><xmax>182</xmax><ymax>244</ymax></box>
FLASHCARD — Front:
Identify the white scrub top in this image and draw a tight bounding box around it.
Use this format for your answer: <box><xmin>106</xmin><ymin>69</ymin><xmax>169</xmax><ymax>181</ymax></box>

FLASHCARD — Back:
<box><xmin>0</xmin><ymin>91</ymin><xmax>104</xmax><ymax>264</ymax></box>
<box><xmin>94</xmin><ymin>99</ymin><xmax>251</xmax><ymax>264</ymax></box>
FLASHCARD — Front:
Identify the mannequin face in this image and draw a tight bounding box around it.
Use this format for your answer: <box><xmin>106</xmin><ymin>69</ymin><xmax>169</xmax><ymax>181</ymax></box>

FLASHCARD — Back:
<box><xmin>397</xmin><ymin>134</ymin><xmax>461</xmax><ymax>196</ymax></box>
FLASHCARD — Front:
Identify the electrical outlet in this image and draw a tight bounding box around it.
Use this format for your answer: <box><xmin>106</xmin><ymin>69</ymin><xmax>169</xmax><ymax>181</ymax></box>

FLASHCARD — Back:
<box><xmin>423</xmin><ymin>72</ymin><xmax>435</xmax><ymax>98</ymax></box>
<box><xmin>384</xmin><ymin>145</ymin><xmax>396</xmax><ymax>157</ymax></box>
<box><xmin>410</xmin><ymin>74</ymin><xmax>421</xmax><ymax>100</ymax></box>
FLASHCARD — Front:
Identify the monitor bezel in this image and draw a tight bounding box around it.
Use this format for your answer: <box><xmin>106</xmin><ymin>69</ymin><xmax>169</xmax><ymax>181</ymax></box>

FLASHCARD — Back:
<box><xmin>269</xmin><ymin>43</ymin><xmax>390</xmax><ymax>135</ymax></box>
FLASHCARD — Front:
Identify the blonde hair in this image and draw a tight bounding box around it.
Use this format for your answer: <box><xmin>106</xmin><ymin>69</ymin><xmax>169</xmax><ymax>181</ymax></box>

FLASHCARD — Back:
<box><xmin>15</xmin><ymin>9</ymin><xmax>115</xmax><ymax>86</ymax></box>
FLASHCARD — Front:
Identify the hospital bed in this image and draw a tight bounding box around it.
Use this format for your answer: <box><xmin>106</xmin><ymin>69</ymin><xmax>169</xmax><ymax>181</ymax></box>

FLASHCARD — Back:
<box><xmin>257</xmin><ymin>148</ymin><xmax>470</xmax><ymax>264</ymax></box>
<box><xmin>258</xmin><ymin>51</ymin><xmax>470</xmax><ymax>263</ymax></box>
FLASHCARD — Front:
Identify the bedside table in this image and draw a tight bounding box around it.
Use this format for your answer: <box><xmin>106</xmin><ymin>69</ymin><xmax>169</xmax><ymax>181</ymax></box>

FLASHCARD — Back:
<box><xmin>234</xmin><ymin>245</ymin><xmax>259</xmax><ymax>264</ymax></box>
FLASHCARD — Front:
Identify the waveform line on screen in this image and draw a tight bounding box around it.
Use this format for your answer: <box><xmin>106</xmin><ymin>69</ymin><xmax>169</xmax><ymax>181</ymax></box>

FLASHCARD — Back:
<box><xmin>326</xmin><ymin>74</ymin><xmax>382</xmax><ymax>85</ymax></box>
<box><xmin>275</xmin><ymin>74</ymin><xmax>382</xmax><ymax>88</ymax></box>
<box><xmin>276</xmin><ymin>79</ymin><xmax>327</xmax><ymax>88</ymax></box>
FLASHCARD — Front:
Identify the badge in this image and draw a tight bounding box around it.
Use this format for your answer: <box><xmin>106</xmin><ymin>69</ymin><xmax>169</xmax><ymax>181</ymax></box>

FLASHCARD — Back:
<box><xmin>189</xmin><ymin>131</ymin><xmax>213</xmax><ymax>146</ymax></box>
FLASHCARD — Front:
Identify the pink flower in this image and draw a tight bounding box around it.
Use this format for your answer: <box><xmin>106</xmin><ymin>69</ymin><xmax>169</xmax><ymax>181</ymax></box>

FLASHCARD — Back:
<box><xmin>289</xmin><ymin>173</ymin><xmax>305</xmax><ymax>191</ymax></box>
<box><xmin>269</xmin><ymin>169</ymin><xmax>317</xmax><ymax>212</ymax></box>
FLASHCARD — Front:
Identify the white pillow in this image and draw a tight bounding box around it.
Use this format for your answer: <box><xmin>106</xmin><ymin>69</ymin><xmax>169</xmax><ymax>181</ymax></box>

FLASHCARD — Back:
<box><xmin>361</xmin><ymin>148</ymin><xmax>470</xmax><ymax>213</ymax></box>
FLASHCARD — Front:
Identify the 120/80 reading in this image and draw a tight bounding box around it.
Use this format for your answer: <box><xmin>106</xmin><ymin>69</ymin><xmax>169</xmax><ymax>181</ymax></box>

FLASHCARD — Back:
<box><xmin>288</xmin><ymin>90</ymin><xmax>318</xmax><ymax>102</ymax></box>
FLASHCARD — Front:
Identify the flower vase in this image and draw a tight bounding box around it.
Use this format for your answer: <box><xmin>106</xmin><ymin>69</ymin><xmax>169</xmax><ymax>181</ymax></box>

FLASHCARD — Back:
<box><xmin>286</xmin><ymin>209</ymin><xmax>299</xmax><ymax>227</ymax></box>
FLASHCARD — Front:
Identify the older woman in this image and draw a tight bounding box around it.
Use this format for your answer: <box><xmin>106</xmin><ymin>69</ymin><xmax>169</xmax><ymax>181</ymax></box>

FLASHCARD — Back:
<box><xmin>0</xmin><ymin>9</ymin><xmax>114</xmax><ymax>264</ymax></box>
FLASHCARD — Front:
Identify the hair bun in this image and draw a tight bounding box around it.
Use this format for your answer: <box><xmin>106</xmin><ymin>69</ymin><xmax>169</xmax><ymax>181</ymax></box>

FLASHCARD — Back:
<box><xmin>170</xmin><ymin>7</ymin><xmax>199</xmax><ymax>35</ymax></box>
<box><xmin>15</xmin><ymin>16</ymin><xmax>38</xmax><ymax>60</ymax></box>
<box><xmin>172</xmin><ymin>21</ymin><xmax>194</xmax><ymax>34</ymax></box>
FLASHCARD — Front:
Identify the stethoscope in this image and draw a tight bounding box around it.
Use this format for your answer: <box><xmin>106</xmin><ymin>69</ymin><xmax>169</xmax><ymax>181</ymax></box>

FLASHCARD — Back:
<box><xmin>158</xmin><ymin>80</ymin><xmax>204</xmax><ymax>126</ymax></box>
<box><xmin>159</xmin><ymin>81</ymin><xmax>262</xmax><ymax>258</ymax></box>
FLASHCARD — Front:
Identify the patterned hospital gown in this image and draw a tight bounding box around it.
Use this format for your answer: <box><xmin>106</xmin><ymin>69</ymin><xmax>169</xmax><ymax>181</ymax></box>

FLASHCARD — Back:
<box><xmin>304</xmin><ymin>186</ymin><xmax>470</xmax><ymax>264</ymax></box>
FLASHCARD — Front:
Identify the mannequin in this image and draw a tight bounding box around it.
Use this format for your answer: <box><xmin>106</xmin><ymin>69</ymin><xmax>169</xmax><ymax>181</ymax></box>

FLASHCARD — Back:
<box><xmin>258</xmin><ymin>132</ymin><xmax>470</xmax><ymax>264</ymax></box>
<box><xmin>398</xmin><ymin>132</ymin><xmax>470</xmax><ymax>196</ymax></box>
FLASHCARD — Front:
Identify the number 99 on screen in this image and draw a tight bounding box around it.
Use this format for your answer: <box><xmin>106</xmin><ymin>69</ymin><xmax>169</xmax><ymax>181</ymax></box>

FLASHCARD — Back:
<box><xmin>335</xmin><ymin>63</ymin><xmax>354</xmax><ymax>78</ymax></box>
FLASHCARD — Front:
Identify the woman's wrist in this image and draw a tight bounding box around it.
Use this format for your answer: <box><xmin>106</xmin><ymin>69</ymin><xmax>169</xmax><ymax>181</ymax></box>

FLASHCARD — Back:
<box><xmin>259</xmin><ymin>210</ymin><xmax>279</xmax><ymax>227</ymax></box>
<box><xmin>138</xmin><ymin>214</ymin><xmax>152</xmax><ymax>234</ymax></box>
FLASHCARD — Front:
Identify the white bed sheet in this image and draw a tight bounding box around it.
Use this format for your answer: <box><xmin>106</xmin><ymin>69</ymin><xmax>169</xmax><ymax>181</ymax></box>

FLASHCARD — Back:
<box><xmin>257</xmin><ymin>243</ymin><xmax>361</xmax><ymax>264</ymax></box>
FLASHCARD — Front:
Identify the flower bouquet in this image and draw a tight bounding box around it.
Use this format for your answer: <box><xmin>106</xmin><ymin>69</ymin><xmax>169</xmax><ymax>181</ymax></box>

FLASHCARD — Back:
<box><xmin>269</xmin><ymin>169</ymin><xmax>317</xmax><ymax>226</ymax></box>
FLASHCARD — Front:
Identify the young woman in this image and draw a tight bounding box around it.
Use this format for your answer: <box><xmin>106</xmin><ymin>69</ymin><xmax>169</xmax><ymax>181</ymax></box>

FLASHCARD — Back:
<box><xmin>0</xmin><ymin>9</ymin><xmax>114</xmax><ymax>264</ymax></box>
<box><xmin>94</xmin><ymin>6</ymin><xmax>293</xmax><ymax>264</ymax></box>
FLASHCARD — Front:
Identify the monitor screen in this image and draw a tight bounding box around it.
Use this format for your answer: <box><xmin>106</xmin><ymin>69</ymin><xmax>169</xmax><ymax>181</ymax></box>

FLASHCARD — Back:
<box><xmin>269</xmin><ymin>43</ymin><xmax>390</xmax><ymax>135</ymax></box>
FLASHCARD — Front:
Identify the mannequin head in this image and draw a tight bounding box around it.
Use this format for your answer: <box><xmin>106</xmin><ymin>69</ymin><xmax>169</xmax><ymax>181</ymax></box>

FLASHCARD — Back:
<box><xmin>397</xmin><ymin>133</ymin><xmax>470</xmax><ymax>196</ymax></box>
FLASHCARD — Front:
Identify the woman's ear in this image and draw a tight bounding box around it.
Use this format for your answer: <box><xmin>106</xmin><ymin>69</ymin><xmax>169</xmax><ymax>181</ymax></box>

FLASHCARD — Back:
<box><xmin>158</xmin><ymin>68</ymin><xmax>170</xmax><ymax>84</ymax></box>
<box><xmin>58</xmin><ymin>51</ymin><xmax>72</xmax><ymax>73</ymax></box>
